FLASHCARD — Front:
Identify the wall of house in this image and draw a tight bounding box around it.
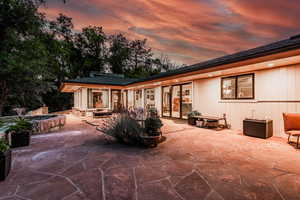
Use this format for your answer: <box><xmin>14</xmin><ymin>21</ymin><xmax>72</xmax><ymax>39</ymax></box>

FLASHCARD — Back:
<box><xmin>128</xmin><ymin>90</ymin><xmax>134</xmax><ymax>108</ymax></box>
<box><xmin>193</xmin><ymin>64</ymin><xmax>300</xmax><ymax>137</ymax></box>
<box><xmin>155</xmin><ymin>86</ymin><xmax>162</xmax><ymax>116</ymax></box>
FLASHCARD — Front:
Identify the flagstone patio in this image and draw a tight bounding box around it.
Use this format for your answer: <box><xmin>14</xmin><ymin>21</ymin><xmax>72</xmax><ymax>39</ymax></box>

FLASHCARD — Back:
<box><xmin>0</xmin><ymin>114</ymin><xmax>300</xmax><ymax>200</ymax></box>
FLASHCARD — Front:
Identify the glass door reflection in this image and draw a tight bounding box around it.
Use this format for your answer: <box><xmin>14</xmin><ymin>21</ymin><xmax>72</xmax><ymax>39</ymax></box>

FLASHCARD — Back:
<box><xmin>171</xmin><ymin>85</ymin><xmax>181</xmax><ymax>118</ymax></box>
<box><xmin>162</xmin><ymin>86</ymin><xmax>171</xmax><ymax>117</ymax></box>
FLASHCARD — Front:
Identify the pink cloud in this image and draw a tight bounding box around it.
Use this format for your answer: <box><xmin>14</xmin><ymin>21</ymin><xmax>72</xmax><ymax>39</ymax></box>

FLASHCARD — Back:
<box><xmin>40</xmin><ymin>0</ymin><xmax>300</xmax><ymax>65</ymax></box>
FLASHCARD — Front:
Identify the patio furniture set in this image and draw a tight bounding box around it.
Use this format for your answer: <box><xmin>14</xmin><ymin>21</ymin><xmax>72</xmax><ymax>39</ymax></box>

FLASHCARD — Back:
<box><xmin>188</xmin><ymin>111</ymin><xmax>300</xmax><ymax>149</ymax></box>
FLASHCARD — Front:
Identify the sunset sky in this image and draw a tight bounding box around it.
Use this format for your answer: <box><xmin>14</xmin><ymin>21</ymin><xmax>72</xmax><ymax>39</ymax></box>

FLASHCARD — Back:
<box><xmin>41</xmin><ymin>0</ymin><xmax>300</xmax><ymax>65</ymax></box>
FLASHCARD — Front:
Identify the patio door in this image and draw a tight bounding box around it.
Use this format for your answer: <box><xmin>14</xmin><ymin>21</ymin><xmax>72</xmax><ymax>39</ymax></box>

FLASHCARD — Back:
<box><xmin>162</xmin><ymin>83</ymin><xmax>192</xmax><ymax>119</ymax></box>
<box><xmin>171</xmin><ymin>85</ymin><xmax>181</xmax><ymax>118</ymax></box>
<box><xmin>162</xmin><ymin>86</ymin><xmax>171</xmax><ymax>117</ymax></box>
<box><xmin>181</xmin><ymin>83</ymin><xmax>192</xmax><ymax>119</ymax></box>
<box><xmin>122</xmin><ymin>90</ymin><xmax>128</xmax><ymax>109</ymax></box>
<box><xmin>111</xmin><ymin>90</ymin><xmax>121</xmax><ymax>111</ymax></box>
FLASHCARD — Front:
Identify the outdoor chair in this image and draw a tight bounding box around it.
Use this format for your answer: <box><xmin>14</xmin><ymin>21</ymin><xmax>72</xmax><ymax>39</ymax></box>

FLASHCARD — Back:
<box><xmin>282</xmin><ymin>113</ymin><xmax>300</xmax><ymax>148</ymax></box>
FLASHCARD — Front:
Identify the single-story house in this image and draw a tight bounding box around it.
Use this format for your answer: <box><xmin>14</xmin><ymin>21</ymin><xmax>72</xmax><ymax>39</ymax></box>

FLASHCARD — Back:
<box><xmin>60</xmin><ymin>34</ymin><xmax>300</xmax><ymax>138</ymax></box>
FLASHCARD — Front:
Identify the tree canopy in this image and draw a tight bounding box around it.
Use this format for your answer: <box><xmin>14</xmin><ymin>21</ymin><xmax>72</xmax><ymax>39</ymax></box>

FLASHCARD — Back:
<box><xmin>0</xmin><ymin>0</ymin><xmax>184</xmax><ymax>116</ymax></box>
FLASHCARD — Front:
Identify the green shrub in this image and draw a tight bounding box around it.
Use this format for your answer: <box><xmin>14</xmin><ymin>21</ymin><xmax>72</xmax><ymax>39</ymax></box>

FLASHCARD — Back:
<box><xmin>145</xmin><ymin>117</ymin><xmax>163</xmax><ymax>136</ymax></box>
<box><xmin>0</xmin><ymin>140</ymin><xmax>9</xmax><ymax>153</ymax></box>
<box><xmin>99</xmin><ymin>114</ymin><xmax>143</xmax><ymax>145</ymax></box>
<box><xmin>6</xmin><ymin>118</ymin><xmax>33</xmax><ymax>134</ymax></box>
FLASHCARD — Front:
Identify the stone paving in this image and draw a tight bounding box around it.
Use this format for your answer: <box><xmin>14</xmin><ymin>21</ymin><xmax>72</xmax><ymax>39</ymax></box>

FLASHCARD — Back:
<box><xmin>0</xmin><ymin>115</ymin><xmax>300</xmax><ymax>200</ymax></box>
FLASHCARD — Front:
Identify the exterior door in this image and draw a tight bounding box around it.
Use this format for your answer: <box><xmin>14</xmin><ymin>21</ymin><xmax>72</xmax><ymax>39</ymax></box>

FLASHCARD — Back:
<box><xmin>111</xmin><ymin>90</ymin><xmax>121</xmax><ymax>111</ymax></box>
<box><xmin>122</xmin><ymin>90</ymin><xmax>128</xmax><ymax>109</ymax></box>
<box><xmin>181</xmin><ymin>83</ymin><xmax>192</xmax><ymax>119</ymax></box>
<box><xmin>162</xmin><ymin>86</ymin><xmax>171</xmax><ymax>117</ymax></box>
<box><xmin>162</xmin><ymin>83</ymin><xmax>192</xmax><ymax>119</ymax></box>
<box><xmin>171</xmin><ymin>85</ymin><xmax>181</xmax><ymax>118</ymax></box>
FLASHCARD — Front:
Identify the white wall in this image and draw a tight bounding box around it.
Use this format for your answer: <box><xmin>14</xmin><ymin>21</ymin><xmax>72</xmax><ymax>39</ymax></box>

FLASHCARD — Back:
<box><xmin>128</xmin><ymin>90</ymin><xmax>134</xmax><ymax>108</ymax></box>
<box><xmin>193</xmin><ymin>64</ymin><xmax>300</xmax><ymax>137</ymax></box>
<box><xmin>155</xmin><ymin>86</ymin><xmax>162</xmax><ymax>116</ymax></box>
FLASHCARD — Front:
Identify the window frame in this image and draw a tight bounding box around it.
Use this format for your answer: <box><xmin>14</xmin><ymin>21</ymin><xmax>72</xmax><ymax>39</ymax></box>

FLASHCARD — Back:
<box><xmin>221</xmin><ymin>73</ymin><xmax>255</xmax><ymax>100</ymax></box>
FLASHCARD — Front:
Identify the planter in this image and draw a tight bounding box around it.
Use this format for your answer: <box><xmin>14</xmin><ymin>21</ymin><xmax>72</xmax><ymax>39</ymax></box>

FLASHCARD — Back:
<box><xmin>7</xmin><ymin>131</ymin><xmax>31</xmax><ymax>148</ymax></box>
<box><xmin>0</xmin><ymin>149</ymin><xmax>12</xmax><ymax>181</ymax></box>
<box><xmin>188</xmin><ymin>117</ymin><xmax>197</xmax><ymax>125</ymax></box>
<box><xmin>141</xmin><ymin>135</ymin><xmax>161</xmax><ymax>148</ymax></box>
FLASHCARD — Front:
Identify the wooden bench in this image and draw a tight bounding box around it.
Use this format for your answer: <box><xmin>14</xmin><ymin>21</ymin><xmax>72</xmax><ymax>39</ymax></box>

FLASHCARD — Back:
<box><xmin>193</xmin><ymin>114</ymin><xmax>228</xmax><ymax>129</ymax></box>
<box><xmin>93</xmin><ymin>110</ymin><xmax>112</xmax><ymax>118</ymax></box>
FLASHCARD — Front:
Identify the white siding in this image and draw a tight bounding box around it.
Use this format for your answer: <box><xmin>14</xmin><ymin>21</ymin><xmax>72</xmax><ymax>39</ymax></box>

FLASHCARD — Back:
<box><xmin>81</xmin><ymin>88</ymin><xmax>88</xmax><ymax>110</ymax></box>
<box><xmin>155</xmin><ymin>86</ymin><xmax>162</xmax><ymax>116</ymax></box>
<box><xmin>128</xmin><ymin>90</ymin><xmax>134</xmax><ymax>108</ymax></box>
<box><xmin>193</xmin><ymin>64</ymin><xmax>300</xmax><ymax>137</ymax></box>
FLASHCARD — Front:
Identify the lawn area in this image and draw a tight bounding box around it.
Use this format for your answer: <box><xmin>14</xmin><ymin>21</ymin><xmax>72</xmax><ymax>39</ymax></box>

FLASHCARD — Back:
<box><xmin>0</xmin><ymin>114</ymin><xmax>299</xmax><ymax>200</ymax></box>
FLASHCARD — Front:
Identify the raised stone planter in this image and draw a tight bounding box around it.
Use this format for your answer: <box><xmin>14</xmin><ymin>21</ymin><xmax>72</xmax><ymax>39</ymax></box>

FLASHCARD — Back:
<box><xmin>32</xmin><ymin>115</ymin><xmax>66</xmax><ymax>134</ymax></box>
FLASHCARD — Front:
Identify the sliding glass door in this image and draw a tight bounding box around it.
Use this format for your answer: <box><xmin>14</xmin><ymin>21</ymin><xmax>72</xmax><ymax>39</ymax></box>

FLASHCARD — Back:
<box><xmin>162</xmin><ymin>83</ymin><xmax>192</xmax><ymax>119</ymax></box>
<box><xmin>171</xmin><ymin>85</ymin><xmax>181</xmax><ymax>118</ymax></box>
<box><xmin>181</xmin><ymin>84</ymin><xmax>192</xmax><ymax>119</ymax></box>
<box><xmin>162</xmin><ymin>86</ymin><xmax>171</xmax><ymax>117</ymax></box>
<box><xmin>111</xmin><ymin>90</ymin><xmax>121</xmax><ymax>111</ymax></box>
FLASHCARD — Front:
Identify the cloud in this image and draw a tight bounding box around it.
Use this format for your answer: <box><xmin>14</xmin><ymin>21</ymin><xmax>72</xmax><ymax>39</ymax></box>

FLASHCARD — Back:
<box><xmin>40</xmin><ymin>0</ymin><xmax>300</xmax><ymax>65</ymax></box>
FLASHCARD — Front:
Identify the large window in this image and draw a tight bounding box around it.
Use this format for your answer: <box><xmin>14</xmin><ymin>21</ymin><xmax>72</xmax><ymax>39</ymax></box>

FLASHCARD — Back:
<box><xmin>162</xmin><ymin>83</ymin><xmax>192</xmax><ymax>119</ymax></box>
<box><xmin>144</xmin><ymin>88</ymin><xmax>155</xmax><ymax>109</ymax></box>
<box><xmin>88</xmin><ymin>89</ymin><xmax>109</xmax><ymax>109</ymax></box>
<box><xmin>134</xmin><ymin>90</ymin><xmax>143</xmax><ymax>108</ymax></box>
<box><xmin>221</xmin><ymin>74</ymin><xmax>254</xmax><ymax>99</ymax></box>
<box><xmin>111</xmin><ymin>90</ymin><xmax>121</xmax><ymax>111</ymax></box>
<box><xmin>162</xmin><ymin>86</ymin><xmax>171</xmax><ymax>117</ymax></box>
<box><xmin>181</xmin><ymin>84</ymin><xmax>192</xmax><ymax>119</ymax></box>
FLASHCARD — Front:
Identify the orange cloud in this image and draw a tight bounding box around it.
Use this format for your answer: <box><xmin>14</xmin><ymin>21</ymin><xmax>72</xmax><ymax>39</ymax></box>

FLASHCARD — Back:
<box><xmin>40</xmin><ymin>0</ymin><xmax>300</xmax><ymax>65</ymax></box>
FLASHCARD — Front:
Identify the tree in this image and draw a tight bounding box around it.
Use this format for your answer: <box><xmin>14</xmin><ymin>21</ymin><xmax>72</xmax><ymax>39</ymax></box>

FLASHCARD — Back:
<box><xmin>0</xmin><ymin>0</ymin><xmax>53</xmax><ymax>115</ymax></box>
<box><xmin>75</xmin><ymin>26</ymin><xmax>107</xmax><ymax>77</ymax></box>
<box><xmin>41</xmin><ymin>14</ymin><xmax>76</xmax><ymax>112</ymax></box>
<box><xmin>107</xmin><ymin>34</ymin><xmax>131</xmax><ymax>74</ymax></box>
<box><xmin>125</xmin><ymin>39</ymin><xmax>153</xmax><ymax>78</ymax></box>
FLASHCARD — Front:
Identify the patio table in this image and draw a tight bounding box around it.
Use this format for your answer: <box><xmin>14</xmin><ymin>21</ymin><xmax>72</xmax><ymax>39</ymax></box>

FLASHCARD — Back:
<box><xmin>193</xmin><ymin>114</ymin><xmax>228</xmax><ymax>129</ymax></box>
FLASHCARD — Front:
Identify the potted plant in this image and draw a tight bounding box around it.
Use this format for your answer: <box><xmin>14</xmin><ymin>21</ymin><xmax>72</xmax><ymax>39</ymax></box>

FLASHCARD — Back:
<box><xmin>0</xmin><ymin>140</ymin><xmax>11</xmax><ymax>181</ymax></box>
<box><xmin>142</xmin><ymin>108</ymin><xmax>163</xmax><ymax>147</ymax></box>
<box><xmin>187</xmin><ymin>110</ymin><xmax>201</xmax><ymax>125</ymax></box>
<box><xmin>144</xmin><ymin>117</ymin><xmax>163</xmax><ymax>136</ymax></box>
<box><xmin>5</xmin><ymin>118</ymin><xmax>33</xmax><ymax>148</ymax></box>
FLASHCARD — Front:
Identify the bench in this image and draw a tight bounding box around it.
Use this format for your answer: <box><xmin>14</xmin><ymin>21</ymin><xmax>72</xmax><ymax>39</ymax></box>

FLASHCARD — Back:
<box><xmin>193</xmin><ymin>114</ymin><xmax>228</xmax><ymax>129</ymax></box>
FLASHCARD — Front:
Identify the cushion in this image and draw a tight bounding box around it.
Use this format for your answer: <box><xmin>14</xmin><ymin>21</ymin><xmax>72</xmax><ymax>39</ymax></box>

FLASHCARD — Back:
<box><xmin>283</xmin><ymin>113</ymin><xmax>300</xmax><ymax>131</ymax></box>
<box><xmin>286</xmin><ymin>130</ymin><xmax>300</xmax><ymax>136</ymax></box>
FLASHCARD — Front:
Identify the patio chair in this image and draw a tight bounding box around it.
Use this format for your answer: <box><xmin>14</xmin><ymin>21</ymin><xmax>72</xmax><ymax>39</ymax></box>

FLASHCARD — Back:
<box><xmin>282</xmin><ymin>113</ymin><xmax>300</xmax><ymax>148</ymax></box>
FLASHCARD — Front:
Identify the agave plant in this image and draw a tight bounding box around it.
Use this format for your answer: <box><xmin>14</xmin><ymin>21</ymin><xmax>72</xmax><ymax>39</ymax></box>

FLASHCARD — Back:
<box><xmin>98</xmin><ymin>113</ymin><xmax>143</xmax><ymax>145</ymax></box>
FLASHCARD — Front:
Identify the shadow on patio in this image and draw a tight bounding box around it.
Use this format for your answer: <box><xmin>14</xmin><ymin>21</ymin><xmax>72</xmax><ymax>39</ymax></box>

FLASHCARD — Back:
<box><xmin>0</xmin><ymin>114</ymin><xmax>299</xmax><ymax>200</ymax></box>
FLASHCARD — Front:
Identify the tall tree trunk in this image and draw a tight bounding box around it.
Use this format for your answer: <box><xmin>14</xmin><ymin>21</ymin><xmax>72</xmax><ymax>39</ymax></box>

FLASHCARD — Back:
<box><xmin>0</xmin><ymin>80</ymin><xmax>9</xmax><ymax>116</ymax></box>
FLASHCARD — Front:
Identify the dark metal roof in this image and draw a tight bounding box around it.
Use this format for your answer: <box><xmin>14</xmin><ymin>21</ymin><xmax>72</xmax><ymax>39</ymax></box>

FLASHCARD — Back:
<box><xmin>64</xmin><ymin>34</ymin><xmax>300</xmax><ymax>86</ymax></box>
<box><xmin>64</xmin><ymin>74</ymin><xmax>138</xmax><ymax>86</ymax></box>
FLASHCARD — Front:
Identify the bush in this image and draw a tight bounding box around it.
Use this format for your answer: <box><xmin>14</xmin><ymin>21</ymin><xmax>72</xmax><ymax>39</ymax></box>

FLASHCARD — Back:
<box><xmin>6</xmin><ymin>118</ymin><xmax>33</xmax><ymax>134</ymax></box>
<box><xmin>99</xmin><ymin>114</ymin><xmax>143</xmax><ymax>145</ymax></box>
<box><xmin>145</xmin><ymin>117</ymin><xmax>163</xmax><ymax>136</ymax></box>
<box><xmin>0</xmin><ymin>140</ymin><xmax>9</xmax><ymax>153</ymax></box>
